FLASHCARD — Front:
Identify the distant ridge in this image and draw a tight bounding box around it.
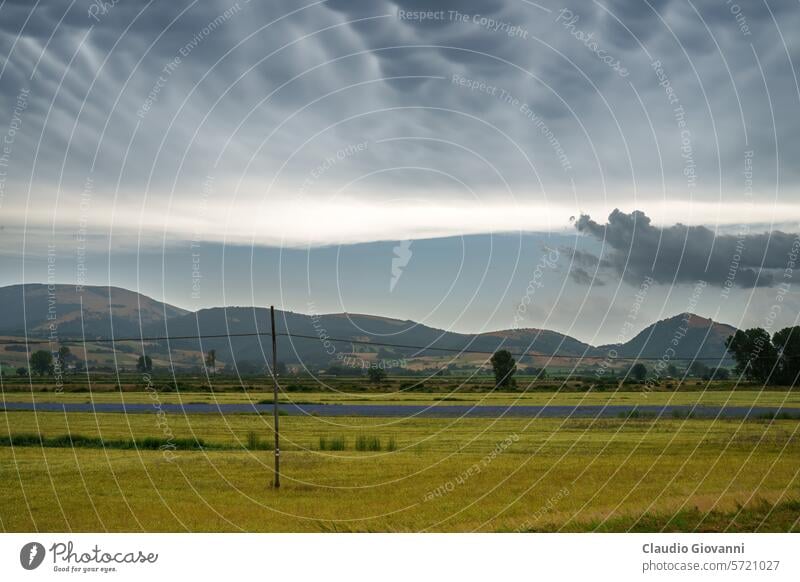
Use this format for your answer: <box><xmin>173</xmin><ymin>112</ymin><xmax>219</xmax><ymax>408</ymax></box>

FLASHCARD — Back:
<box><xmin>0</xmin><ymin>284</ymin><xmax>187</xmax><ymax>338</ymax></box>
<box><xmin>597</xmin><ymin>313</ymin><xmax>736</xmax><ymax>362</ymax></box>
<box><xmin>0</xmin><ymin>284</ymin><xmax>736</xmax><ymax>369</ymax></box>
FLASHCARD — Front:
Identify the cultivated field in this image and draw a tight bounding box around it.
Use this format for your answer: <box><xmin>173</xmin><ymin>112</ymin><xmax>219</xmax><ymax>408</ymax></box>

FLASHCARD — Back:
<box><xmin>2</xmin><ymin>388</ymin><xmax>800</xmax><ymax>408</ymax></box>
<box><xmin>1</xmin><ymin>382</ymin><xmax>799</xmax><ymax>532</ymax></box>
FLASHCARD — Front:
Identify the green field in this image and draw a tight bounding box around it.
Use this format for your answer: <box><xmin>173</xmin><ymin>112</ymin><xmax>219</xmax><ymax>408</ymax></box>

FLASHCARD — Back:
<box><xmin>3</xmin><ymin>388</ymin><xmax>800</xmax><ymax>408</ymax></box>
<box><xmin>2</xmin><ymin>387</ymin><xmax>799</xmax><ymax>532</ymax></box>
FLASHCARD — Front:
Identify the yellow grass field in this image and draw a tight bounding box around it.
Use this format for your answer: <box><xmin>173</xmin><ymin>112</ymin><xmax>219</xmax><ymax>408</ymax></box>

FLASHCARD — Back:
<box><xmin>3</xmin><ymin>388</ymin><xmax>800</xmax><ymax>407</ymax></box>
<box><xmin>2</xmin><ymin>400</ymin><xmax>799</xmax><ymax>532</ymax></box>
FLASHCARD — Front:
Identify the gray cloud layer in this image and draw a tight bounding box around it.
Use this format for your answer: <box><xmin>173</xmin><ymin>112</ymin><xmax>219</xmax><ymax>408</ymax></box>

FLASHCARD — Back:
<box><xmin>1</xmin><ymin>1</ymin><xmax>799</xmax><ymax>198</ymax></box>
<box><xmin>574</xmin><ymin>209</ymin><xmax>799</xmax><ymax>288</ymax></box>
<box><xmin>1</xmin><ymin>0</ymin><xmax>799</xmax><ymax>254</ymax></box>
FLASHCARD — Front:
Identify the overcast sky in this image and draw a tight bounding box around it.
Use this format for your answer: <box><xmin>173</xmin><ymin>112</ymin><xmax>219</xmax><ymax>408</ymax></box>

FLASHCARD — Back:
<box><xmin>0</xmin><ymin>0</ymin><xmax>798</xmax><ymax>342</ymax></box>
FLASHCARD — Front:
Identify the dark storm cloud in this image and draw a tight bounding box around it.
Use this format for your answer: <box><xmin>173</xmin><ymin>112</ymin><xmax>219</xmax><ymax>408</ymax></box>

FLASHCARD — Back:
<box><xmin>569</xmin><ymin>266</ymin><xmax>605</xmax><ymax>286</ymax></box>
<box><xmin>562</xmin><ymin>246</ymin><xmax>609</xmax><ymax>286</ymax></box>
<box><xmin>574</xmin><ymin>209</ymin><xmax>799</xmax><ymax>288</ymax></box>
<box><xmin>562</xmin><ymin>247</ymin><xmax>611</xmax><ymax>269</ymax></box>
<box><xmin>0</xmin><ymin>0</ymin><xmax>800</xmax><ymax>248</ymax></box>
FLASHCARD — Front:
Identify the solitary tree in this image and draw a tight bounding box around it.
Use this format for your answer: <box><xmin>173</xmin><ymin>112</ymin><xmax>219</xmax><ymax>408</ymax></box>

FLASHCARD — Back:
<box><xmin>367</xmin><ymin>367</ymin><xmax>386</xmax><ymax>383</ymax></box>
<box><xmin>629</xmin><ymin>362</ymin><xmax>648</xmax><ymax>382</ymax></box>
<box><xmin>491</xmin><ymin>349</ymin><xmax>517</xmax><ymax>388</ymax></box>
<box><xmin>205</xmin><ymin>349</ymin><xmax>217</xmax><ymax>375</ymax></box>
<box><xmin>136</xmin><ymin>355</ymin><xmax>153</xmax><ymax>373</ymax></box>
<box><xmin>30</xmin><ymin>350</ymin><xmax>53</xmax><ymax>376</ymax></box>
<box><xmin>58</xmin><ymin>345</ymin><xmax>71</xmax><ymax>363</ymax></box>
<box><xmin>688</xmin><ymin>360</ymin><xmax>710</xmax><ymax>378</ymax></box>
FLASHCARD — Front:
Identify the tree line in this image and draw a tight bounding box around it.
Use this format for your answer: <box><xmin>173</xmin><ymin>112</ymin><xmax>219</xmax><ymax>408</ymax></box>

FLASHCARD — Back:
<box><xmin>11</xmin><ymin>325</ymin><xmax>800</xmax><ymax>389</ymax></box>
<box><xmin>487</xmin><ymin>324</ymin><xmax>800</xmax><ymax>389</ymax></box>
<box><xmin>725</xmin><ymin>326</ymin><xmax>800</xmax><ymax>385</ymax></box>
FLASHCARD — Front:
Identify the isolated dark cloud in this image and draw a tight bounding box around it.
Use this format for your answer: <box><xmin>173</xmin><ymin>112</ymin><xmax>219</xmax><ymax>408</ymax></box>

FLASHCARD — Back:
<box><xmin>564</xmin><ymin>247</ymin><xmax>611</xmax><ymax>269</ymax></box>
<box><xmin>574</xmin><ymin>209</ymin><xmax>799</xmax><ymax>288</ymax></box>
<box><xmin>569</xmin><ymin>266</ymin><xmax>605</xmax><ymax>286</ymax></box>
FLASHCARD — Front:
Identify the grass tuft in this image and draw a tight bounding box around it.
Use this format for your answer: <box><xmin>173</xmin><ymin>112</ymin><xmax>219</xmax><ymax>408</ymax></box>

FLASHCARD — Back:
<box><xmin>355</xmin><ymin>435</ymin><xmax>382</xmax><ymax>451</ymax></box>
<box><xmin>318</xmin><ymin>436</ymin><xmax>346</xmax><ymax>451</ymax></box>
<box><xmin>246</xmin><ymin>431</ymin><xmax>263</xmax><ymax>450</ymax></box>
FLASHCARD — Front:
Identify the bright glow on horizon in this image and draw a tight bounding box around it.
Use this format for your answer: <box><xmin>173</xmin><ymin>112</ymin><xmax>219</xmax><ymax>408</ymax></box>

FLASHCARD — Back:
<box><xmin>4</xmin><ymin>191</ymin><xmax>800</xmax><ymax>249</ymax></box>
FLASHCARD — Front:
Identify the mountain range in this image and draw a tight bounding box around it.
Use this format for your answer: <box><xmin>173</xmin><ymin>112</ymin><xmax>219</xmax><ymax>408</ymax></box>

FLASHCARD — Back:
<box><xmin>0</xmin><ymin>284</ymin><xmax>736</xmax><ymax>370</ymax></box>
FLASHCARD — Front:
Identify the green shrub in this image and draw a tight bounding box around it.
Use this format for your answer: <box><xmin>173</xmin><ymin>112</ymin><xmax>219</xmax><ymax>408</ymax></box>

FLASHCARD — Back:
<box><xmin>247</xmin><ymin>431</ymin><xmax>261</xmax><ymax>450</ymax></box>
<box><xmin>319</xmin><ymin>436</ymin><xmax>346</xmax><ymax>451</ymax></box>
<box><xmin>0</xmin><ymin>433</ymin><xmax>206</xmax><ymax>450</ymax></box>
<box><xmin>355</xmin><ymin>435</ymin><xmax>381</xmax><ymax>451</ymax></box>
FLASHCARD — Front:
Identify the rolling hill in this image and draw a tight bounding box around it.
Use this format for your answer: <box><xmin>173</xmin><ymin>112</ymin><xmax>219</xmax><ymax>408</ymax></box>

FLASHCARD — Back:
<box><xmin>0</xmin><ymin>284</ymin><xmax>187</xmax><ymax>339</ymax></box>
<box><xmin>145</xmin><ymin>307</ymin><xmax>597</xmax><ymax>368</ymax></box>
<box><xmin>599</xmin><ymin>313</ymin><xmax>737</xmax><ymax>361</ymax></box>
<box><xmin>0</xmin><ymin>284</ymin><xmax>737</xmax><ymax>370</ymax></box>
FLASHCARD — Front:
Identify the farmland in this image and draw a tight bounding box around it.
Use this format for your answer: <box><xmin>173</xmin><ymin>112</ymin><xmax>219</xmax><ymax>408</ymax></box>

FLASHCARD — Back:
<box><xmin>1</xmin><ymin>378</ymin><xmax>799</xmax><ymax>532</ymax></box>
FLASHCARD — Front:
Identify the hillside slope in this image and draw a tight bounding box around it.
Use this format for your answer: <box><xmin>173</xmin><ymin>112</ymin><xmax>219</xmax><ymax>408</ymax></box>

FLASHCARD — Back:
<box><xmin>0</xmin><ymin>284</ymin><xmax>187</xmax><ymax>338</ymax></box>
<box><xmin>0</xmin><ymin>285</ymin><xmax>739</xmax><ymax>369</ymax></box>
<box><xmin>601</xmin><ymin>313</ymin><xmax>736</xmax><ymax>361</ymax></box>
